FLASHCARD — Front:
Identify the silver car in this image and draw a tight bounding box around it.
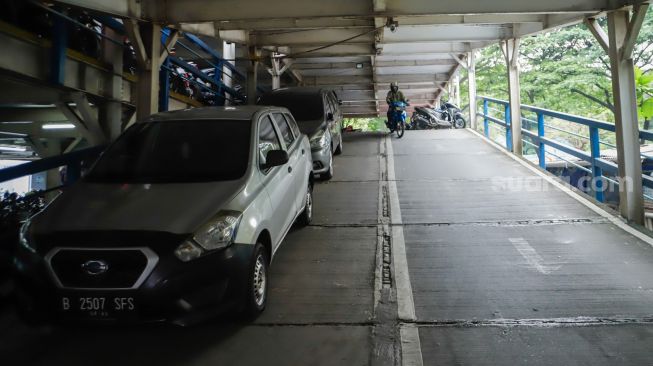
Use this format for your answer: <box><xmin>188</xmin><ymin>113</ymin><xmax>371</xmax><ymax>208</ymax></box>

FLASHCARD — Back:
<box><xmin>259</xmin><ymin>87</ymin><xmax>343</xmax><ymax>180</ymax></box>
<box><xmin>13</xmin><ymin>106</ymin><xmax>314</xmax><ymax>324</ymax></box>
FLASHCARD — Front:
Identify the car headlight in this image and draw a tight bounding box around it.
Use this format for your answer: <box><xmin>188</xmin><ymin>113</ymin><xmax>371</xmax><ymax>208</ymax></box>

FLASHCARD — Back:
<box><xmin>174</xmin><ymin>211</ymin><xmax>242</xmax><ymax>262</ymax></box>
<box><xmin>19</xmin><ymin>219</ymin><xmax>36</xmax><ymax>254</ymax></box>
<box><xmin>310</xmin><ymin>131</ymin><xmax>329</xmax><ymax>150</ymax></box>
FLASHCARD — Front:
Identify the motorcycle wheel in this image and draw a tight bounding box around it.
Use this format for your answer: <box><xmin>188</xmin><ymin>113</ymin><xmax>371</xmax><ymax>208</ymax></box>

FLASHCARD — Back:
<box><xmin>396</xmin><ymin>122</ymin><xmax>405</xmax><ymax>138</ymax></box>
<box><xmin>454</xmin><ymin>117</ymin><xmax>466</xmax><ymax>129</ymax></box>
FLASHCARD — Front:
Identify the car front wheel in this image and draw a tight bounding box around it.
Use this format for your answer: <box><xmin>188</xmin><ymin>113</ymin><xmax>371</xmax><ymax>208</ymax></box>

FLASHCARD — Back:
<box><xmin>334</xmin><ymin>134</ymin><xmax>343</xmax><ymax>155</ymax></box>
<box><xmin>243</xmin><ymin>243</ymin><xmax>268</xmax><ymax>318</ymax></box>
<box><xmin>321</xmin><ymin>155</ymin><xmax>334</xmax><ymax>180</ymax></box>
<box><xmin>298</xmin><ymin>181</ymin><xmax>313</xmax><ymax>226</ymax></box>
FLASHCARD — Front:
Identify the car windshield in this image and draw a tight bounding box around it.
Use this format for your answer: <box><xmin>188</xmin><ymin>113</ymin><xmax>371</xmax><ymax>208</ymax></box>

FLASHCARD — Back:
<box><xmin>260</xmin><ymin>94</ymin><xmax>323</xmax><ymax>121</ymax></box>
<box><xmin>86</xmin><ymin>120</ymin><xmax>251</xmax><ymax>183</ymax></box>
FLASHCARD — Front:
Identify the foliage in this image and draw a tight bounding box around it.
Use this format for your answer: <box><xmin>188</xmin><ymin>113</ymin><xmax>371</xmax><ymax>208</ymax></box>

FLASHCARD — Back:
<box><xmin>463</xmin><ymin>9</ymin><xmax>653</xmax><ymax>152</ymax></box>
<box><xmin>636</xmin><ymin>67</ymin><xmax>653</xmax><ymax>119</ymax></box>
<box><xmin>343</xmin><ymin>117</ymin><xmax>386</xmax><ymax>132</ymax></box>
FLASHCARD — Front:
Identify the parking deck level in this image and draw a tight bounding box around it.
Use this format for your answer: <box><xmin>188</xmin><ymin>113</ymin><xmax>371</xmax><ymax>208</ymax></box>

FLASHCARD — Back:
<box><xmin>3</xmin><ymin>129</ymin><xmax>653</xmax><ymax>365</ymax></box>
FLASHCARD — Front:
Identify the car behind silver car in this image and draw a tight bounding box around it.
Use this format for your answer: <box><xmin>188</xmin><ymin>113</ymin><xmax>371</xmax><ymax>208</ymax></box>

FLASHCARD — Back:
<box><xmin>259</xmin><ymin>87</ymin><xmax>343</xmax><ymax>180</ymax></box>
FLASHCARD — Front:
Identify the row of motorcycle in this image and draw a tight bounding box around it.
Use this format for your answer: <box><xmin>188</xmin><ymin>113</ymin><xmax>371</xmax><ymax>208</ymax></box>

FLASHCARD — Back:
<box><xmin>0</xmin><ymin>191</ymin><xmax>46</xmax><ymax>304</ymax></box>
<box><xmin>408</xmin><ymin>102</ymin><xmax>467</xmax><ymax>130</ymax></box>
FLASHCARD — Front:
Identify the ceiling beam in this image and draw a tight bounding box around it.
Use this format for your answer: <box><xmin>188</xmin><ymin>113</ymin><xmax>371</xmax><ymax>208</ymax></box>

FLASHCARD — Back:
<box><xmin>141</xmin><ymin>0</ymin><xmax>623</xmax><ymax>23</ymax></box>
<box><xmin>209</xmin><ymin>14</ymin><xmax>576</xmax><ymax>31</ymax></box>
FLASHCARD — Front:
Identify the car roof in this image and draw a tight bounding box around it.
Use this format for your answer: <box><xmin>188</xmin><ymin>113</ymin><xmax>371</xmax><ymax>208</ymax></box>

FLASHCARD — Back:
<box><xmin>143</xmin><ymin>106</ymin><xmax>284</xmax><ymax>122</ymax></box>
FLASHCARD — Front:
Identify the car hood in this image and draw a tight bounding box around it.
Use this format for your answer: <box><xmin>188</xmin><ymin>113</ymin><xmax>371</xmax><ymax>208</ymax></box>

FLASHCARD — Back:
<box><xmin>297</xmin><ymin>119</ymin><xmax>326</xmax><ymax>136</ymax></box>
<box><xmin>32</xmin><ymin>180</ymin><xmax>245</xmax><ymax>234</ymax></box>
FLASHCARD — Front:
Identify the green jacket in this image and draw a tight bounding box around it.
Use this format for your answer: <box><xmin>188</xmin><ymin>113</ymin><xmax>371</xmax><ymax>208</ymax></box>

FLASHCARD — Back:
<box><xmin>386</xmin><ymin>90</ymin><xmax>406</xmax><ymax>104</ymax></box>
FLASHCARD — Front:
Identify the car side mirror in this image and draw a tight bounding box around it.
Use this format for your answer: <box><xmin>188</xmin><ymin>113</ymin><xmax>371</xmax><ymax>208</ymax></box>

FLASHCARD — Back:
<box><xmin>327</xmin><ymin>112</ymin><xmax>334</xmax><ymax>121</ymax></box>
<box><xmin>263</xmin><ymin>150</ymin><xmax>289</xmax><ymax>169</ymax></box>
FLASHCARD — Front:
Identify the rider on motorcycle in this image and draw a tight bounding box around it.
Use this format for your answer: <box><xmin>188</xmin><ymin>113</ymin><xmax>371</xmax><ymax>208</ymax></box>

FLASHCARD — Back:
<box><xmin>386</xmin><ymin>81</ymin><xmax>407</xmax><ymax>125</ymax></box>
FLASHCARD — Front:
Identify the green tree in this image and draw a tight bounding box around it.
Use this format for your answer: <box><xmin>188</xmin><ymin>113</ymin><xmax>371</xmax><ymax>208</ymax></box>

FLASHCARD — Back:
<box><xmin>466</xmin><ymin>9</ymin><xmax>653</xmax><ymax>152</ymax></box>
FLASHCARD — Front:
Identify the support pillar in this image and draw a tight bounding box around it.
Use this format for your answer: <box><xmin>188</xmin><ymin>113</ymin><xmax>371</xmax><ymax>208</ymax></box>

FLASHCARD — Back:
<box><xmin>27</xmin><ymin>138</ymin><xmax>63</xmax><ymax>191</ymax></box>
<box><xmin>223</xmin><ymin>42</ymin><xmax>235</xmax><ymax>105</ymax></box>
<box><xmin>159</xmin><ymin>58</ymin><xmax>171</xmax><ymax>112</ymax></box>
<box><xmin>503</xmin><ymin>38</ymin><xmax>523</xmax><ymax>156</ymax></box>
<box><xmin>130</xmin><ymin>23</ymin><xmax>161</xmax><ymax>121</ymax></box>
<box><xmin>467</xmin><ymin>51</ymin><xmax>477</xmax><ymax>129</ymax></box>
<box><xmin>606</xmin><ymin>8</ymin><xmax>647</xmax><ymax>224</ymax></box>
<box><xmin>100</xmin><ymin>27</ymin><xmax>124</xmax><ymax>139</ymax></box>
<box><xmin>270</xmin><ymin>56</ymin><xmax>281</xmax><ymax>90</ymax></box>
<box><xmin>247</xmin><ymin>46</ymin><xmax>260</xmax><ymax>105</ymax></box>
<box><xmin>454</xmin><ymin>72</ymin><xmax>461</xmax><ymax>107</ymax></box>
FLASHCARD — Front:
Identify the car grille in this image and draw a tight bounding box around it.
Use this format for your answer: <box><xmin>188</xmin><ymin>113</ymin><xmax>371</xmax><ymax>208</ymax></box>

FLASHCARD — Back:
<box><xmin>313</xmin><ymin>161</ymin><xmax>324</xmax><ymax>170</ymax></box>
<box><xmin>48</xmin><ymin>248</ymin><xmax>152</xmax><ymax>289</ymax></box>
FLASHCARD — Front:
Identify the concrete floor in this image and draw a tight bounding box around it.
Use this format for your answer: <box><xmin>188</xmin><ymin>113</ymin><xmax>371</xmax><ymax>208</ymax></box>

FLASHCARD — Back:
<box><xmin>2</xmin><ymin>129</ymin><xmax>653</xmax><ymax>365</ymax></box>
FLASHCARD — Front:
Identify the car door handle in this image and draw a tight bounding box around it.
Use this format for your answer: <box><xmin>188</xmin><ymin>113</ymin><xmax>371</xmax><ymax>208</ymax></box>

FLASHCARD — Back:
<box><xmin>288</xmin><ymin>166</ymin><xmax>292</xmax><ymax>173</ymax></box>
<box><xmin>302</xmin><ymin>149</ymin><xmax>305</xmax><ymax>155</ymax></box>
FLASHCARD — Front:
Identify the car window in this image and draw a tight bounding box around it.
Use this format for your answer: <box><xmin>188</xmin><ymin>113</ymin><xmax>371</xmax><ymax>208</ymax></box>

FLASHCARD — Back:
<box><xmin>259</xmin><ymin>115</ymin><xmax>282</xmax><ymax>170</ymax></box>
<box><xmin>86</xmin><ymin>120</ymin><xmax>251</xmax><ymax>183</ymax></box>
<box><xmin>324</xmin><ymin>95</ymin><xmax>333</xmax><ymax>117</ymax></box>
<box><xmin>284</xmin><ymin>113</ymin><xmax>301</xmax><ymax>138</ymax></box>
<box><xmin>271</xmin><ymin>113</ymin><xmax>295</xmax><ymax>146</ymax></box>
<box><xmin>329</xmin><ymin>91</ymin><xmax>340</xmax><ymax>117</ymax></box>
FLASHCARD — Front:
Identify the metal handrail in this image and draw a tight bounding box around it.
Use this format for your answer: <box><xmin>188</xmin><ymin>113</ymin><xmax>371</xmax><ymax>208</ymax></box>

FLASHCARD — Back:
<box><xmin>478</xmin><ymin>95</ymin><xmax>653</xmax><ymax>204</ymax></box>
<box><xmin>0</xmin><ymin>146</ymin><xmax>105</xmax><ymax>185</ymax></box>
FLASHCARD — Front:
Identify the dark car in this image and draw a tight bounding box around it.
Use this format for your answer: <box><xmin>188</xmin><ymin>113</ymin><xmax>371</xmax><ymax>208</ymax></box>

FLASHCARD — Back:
<box><xmin>259</xmin><ymin>87</ymin><xmax>343</xmax><ymax>180</ymax></box>
<box><xmin>12</xmin><ymin>106</ymin><xmax>314</xmax><ymax>325</ymax></box>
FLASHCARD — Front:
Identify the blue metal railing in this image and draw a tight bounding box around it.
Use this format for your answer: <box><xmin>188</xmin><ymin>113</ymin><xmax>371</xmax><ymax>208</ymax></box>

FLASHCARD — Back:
<box><xmin>478</xmin><ymin>96</ymin><xmax>653</xmax><ymax>203</ymax></box>
<box><xmin>0</xmin><ymin>146</ymin><xmax>104</xmax><ymax>186</ymax></box>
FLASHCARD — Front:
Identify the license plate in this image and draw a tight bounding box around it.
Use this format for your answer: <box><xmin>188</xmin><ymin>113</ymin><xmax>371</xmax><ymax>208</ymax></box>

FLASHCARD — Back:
<box><xmin>60</xmin><ymin>296</ymin><xmax>136</xmax><ymax>318</ymax></box>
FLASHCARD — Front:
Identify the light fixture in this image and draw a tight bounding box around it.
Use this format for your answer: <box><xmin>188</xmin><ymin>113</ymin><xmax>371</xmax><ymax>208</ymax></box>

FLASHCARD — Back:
<box><xmin>356</xmin><ymin>63</ymin><xmax>363</xmax><ymax>69</ymax></box>
<box><xmin>42</xmin><ymin>123</ymin><xmax>75</xmax><ymax>130</ymax></box>
<box><xmin>386</xmin><ymin>17</ymin><xmax>398</xmax><ymax>33</ymax></box>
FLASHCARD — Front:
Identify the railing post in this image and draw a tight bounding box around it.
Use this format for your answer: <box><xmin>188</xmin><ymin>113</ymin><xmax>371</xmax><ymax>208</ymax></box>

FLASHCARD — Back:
<box><xmin>483</xmin><ymin>99</ymin><xmax>489</xmax><ymax>137</ymax></box>
<box><xmin>505</xmin><ymin>104</ymin><xmax>513</xmax><ymax>151</ymax></box>
<box><xmin>537</xmin><ymin>112</ymin><xmax>546</xmax><ymax>169</ymax></box>
<box><xmin>214</xmin><ymin>60</ymin><xmax>224</xmax><ymax>106</ymax></box>
<box><xmin>589</xmin><ymin>126</ymin><xmax>605</xmax><ymax>202</ymax></box>
<box><xmin>65</xmin><ymin>161</ymin><xmax>82</xmax><ymax>185</ymax></box>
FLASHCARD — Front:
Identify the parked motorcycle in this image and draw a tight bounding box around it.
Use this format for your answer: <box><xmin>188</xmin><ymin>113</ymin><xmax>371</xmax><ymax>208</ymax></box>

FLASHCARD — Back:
<box><xmin>0</xmin><ymin>191</ymin><xmax>46</xmax><ymax>302</ymax></box>
<box><xmin>442</xmin><ymin>102</ymin><xmax>466</xmax><ymax>129</ymax></box>
<box><xmin>410</xmin><ymin>106</ymin><xmax>452</xmax><ymax>129</ymax></box>
<box><xmin>385</xmin><ymin>101</ymin><xmax>408</xmax><ymax>138</ymax></box>
<box><xmin>409</xmin><ymin>103</ymin><xmax>466</xmax><ymax>130</ymax></box>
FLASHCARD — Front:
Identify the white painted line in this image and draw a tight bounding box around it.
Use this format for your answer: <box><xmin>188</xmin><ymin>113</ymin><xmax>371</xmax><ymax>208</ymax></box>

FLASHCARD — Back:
<box><xmin>386</xmin><ymin>136</ymin><xmax>423</xmax><ymax>366</ymax></box>
<box><xmin>400</xmin><ymin>324</ymin><xmax>424</xmax><ymax>366</ymax></box>
<box><xmin>509</xmin><ymin>237</ymin><xmax>560</xmax><ymax>274</ymax></box>
<box><xmin>467</xmin><ymin>128</ymin><xmax>653</xmax><ymax>248</ymax></box>
<box><xmin>386</xmin><ymin>136</ymin><xmax>417</xmax><ymax>322</ymax></box>
<box><xmin>373</xmin><ymin>139</ymin><xmax>385</xmax><ymax>315</ymax></box>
